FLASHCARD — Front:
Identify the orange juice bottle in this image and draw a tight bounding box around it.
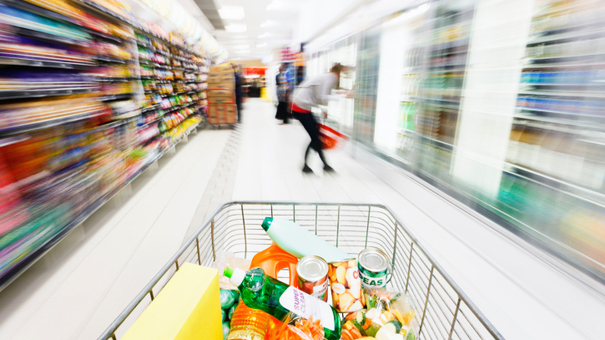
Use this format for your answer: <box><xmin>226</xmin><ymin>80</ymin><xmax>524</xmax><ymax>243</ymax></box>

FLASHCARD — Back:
<box><xmin>226</xmin><ymin>301</ymin><xmax>269</xmax><ymax>340</ymax></box>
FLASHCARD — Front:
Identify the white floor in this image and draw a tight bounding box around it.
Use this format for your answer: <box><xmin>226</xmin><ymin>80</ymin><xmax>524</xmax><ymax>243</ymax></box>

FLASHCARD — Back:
<box><xmin>0</xmin><ymin>99</ymin><xmax>604</xmax><ymax>340</ymax></box>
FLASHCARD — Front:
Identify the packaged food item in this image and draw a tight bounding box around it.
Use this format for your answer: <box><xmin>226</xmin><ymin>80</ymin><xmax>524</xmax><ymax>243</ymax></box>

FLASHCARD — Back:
<box><xmin>226</xmin><ymin>300</ymin><xmax>269</xmax><ymax>340</ymax></box>
<box><xmin>220</xmin><ymin>289</ymin><xmax>238</xmax><ymax>309</ymax></box>
<box><xmin>342</xmin><ymin>289</ymin><xmax>418</xmax><ymax>340</ymax></box>
<box><xmin>223</xmin><ymin>266</ymin><xmax>341</xmax><ymax>340</ymax></box>
<box><xmin>266</xmin><ymin>312</ymin><xmax>326</xmax><ymax>340</ymax></box>
<box><xmin>297</xmin><ymin>255</ymin><xmax>329</xmax><ymax>302</ymax></box>
<box><xmin>261</xmin><ymin>217</ymin><xmax>350</xmax><ymax>263</ymax></box>
<box><xmin>358</xmin><ymin>248</ymin><xmax>391</xmax><ymax>289</ymax></box>
<box><xmin>328</xmin><ymin>259</ymin><xmax>364</xmax><ymax>313</ymax></box>
<box><xmin>250</xmin><ymin>242</ymin><xmax>299</xmax><ymax>287</ymax></box>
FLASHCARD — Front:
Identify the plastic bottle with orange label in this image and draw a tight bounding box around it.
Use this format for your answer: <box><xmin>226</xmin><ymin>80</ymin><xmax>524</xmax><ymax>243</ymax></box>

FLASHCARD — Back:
<box><xmin>226</xmin><ymin>300</ymin><xmax>269</xmax><ymax>340</ymax></box>
<box><xmin>250</xmin><ymin>242</ymin><xmax>299</xmax><ymax>287</ymax></box>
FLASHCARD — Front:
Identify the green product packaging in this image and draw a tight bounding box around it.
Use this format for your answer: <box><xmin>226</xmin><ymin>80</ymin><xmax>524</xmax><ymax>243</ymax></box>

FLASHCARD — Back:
<box><xmin>224</xmin><ymin>266</ymin><xmax>342</xmax><ymax>340</ymax></box>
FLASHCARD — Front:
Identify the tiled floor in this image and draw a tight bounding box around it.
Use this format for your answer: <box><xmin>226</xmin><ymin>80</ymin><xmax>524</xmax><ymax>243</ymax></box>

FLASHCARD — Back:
<box><xmin>0</xmin><ymin>99</ymin><xmax>604</xmax><ymax>340</ymax></box>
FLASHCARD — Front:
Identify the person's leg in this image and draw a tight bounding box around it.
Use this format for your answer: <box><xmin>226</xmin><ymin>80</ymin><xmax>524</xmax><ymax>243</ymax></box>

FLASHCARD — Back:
<box><xmin>236</xmin><ymin>98</ymin><xmax>242</xmax><ymax>123</ymax></box>
<box><xmin>294</xmin><ymin>112</ymin><xmax>316</xmax><ymax>172</ymax></box>
<box><xmin>283</xmin><ymin>103</ymin><xmax>289</xmax><ymax>124</ymax></box>
<box><xmin>305</xmin><ymin>114</ymin><xmax>332</xmax><ymax>170</ymax></box>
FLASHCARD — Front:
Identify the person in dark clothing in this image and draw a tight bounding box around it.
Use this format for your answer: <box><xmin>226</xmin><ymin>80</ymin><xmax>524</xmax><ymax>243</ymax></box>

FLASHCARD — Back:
<box><xmin>291</xmin><ymin>63</ymin><xmax>346</xmax><ymax>173</ymax></box>
<box><xmin>275</xmin><ymin>64</ymin><xmax>290</xmax><ymax>124</ymax></box>
<box><xmin>232</xmin><ymin>64</ymin><xmax>243</xmax><ymax>123</ymax></box>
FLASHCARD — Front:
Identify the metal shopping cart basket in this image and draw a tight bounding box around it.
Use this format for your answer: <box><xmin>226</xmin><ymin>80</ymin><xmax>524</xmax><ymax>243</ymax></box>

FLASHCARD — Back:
<box><xmin>99</xmin><ymin>201</ymin><xmax>503</xmax><ymax>340</ymax></box>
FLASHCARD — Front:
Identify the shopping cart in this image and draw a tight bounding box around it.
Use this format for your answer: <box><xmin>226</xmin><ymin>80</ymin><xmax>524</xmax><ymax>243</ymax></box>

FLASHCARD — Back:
<box><xmin>99</xmin><ymin>202</ymin><xmax>503</xmax><ymax>340</ymax></box>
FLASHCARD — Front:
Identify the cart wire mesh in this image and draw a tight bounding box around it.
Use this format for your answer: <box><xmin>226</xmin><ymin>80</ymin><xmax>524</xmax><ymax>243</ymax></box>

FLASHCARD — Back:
<box><xmin>99</xmin><ymin>201</ymin><xmax>504</xmax><ymax>340</ymax></box>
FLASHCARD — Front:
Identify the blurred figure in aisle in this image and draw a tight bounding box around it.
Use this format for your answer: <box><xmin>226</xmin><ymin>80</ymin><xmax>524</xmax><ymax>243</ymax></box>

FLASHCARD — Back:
<box><xmin>291</xmin><ymin>63</ymin><xmax>347</xmax><ymax>174</ymax></box>
<box><xmin>275</xmin><ymin>63</ymin><xmax>290</xmax><ymax>124</ymax></box>
<box><xmin>232</xmin><ymin>63</ymin><xmax>243</xmax><ymax>123</ymax></box>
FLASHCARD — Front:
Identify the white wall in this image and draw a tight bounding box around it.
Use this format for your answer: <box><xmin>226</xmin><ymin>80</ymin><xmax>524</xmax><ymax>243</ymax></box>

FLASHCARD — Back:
<box><xmin>299</xmin><ymin>0</ymin><xmax>421</xmax><ymax>54</ymax></box>
<box><xmin>297</xmin><ymin>0</ymin><xmax>365</xmax><ymax>44</ymax></box>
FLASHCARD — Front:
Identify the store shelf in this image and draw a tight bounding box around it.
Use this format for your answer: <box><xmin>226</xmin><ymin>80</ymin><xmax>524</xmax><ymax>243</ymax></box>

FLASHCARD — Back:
<box><xmin>518</xmin><ymin>90</ymin><xmax>605</xmax><ymax>98</ymax></box>
<box><xmin>527</xmin><ymin>28</ymin><xmax>605</xmax><ymax>45</ymax></box>
<box><xmin>0</xmin><ymin>116</ymin><xmax>202</xmax><ymax>290</ymax></box>
<box><xmin>516</xmin><ymin>106</ymin><xmax>605</xmax><ymax>118</ymax></box>
<box><xmin>11</xmin><ymin>26</ymin><xmax>87</xmax><ymax>46</ymax></box>
<box><xmin>96</xmin><ymin>55</ymin><xmax>131</xmax><ymax>64</ymax></box>
<box><xmin>0</xmin><ymin>109</ymin><xmax>109</xmax><ymax>137</ymax></box>
<box><xmin>141</xmin><ymin>104</ymin><xmax>160</xmax><ymax>113</ymax></box>
<box><xmin>0</xmin><ymin>87</ymin><xmax>97</xmax><ymax>100</ymax></box>
<box><xmin>0</xmin><ymin>57</ymin><xmax>95</xmax><ymax>69</ymax></box>
<box><xmin>101</xmin><ymin>93</ymin><xmax>134</xmax><ymax>101</ymax></box>
<box><xmin>72</xmin><ymin>0</ymin><xmax>142</xmax><ymax>32</ymax></box>
<box><xmin>520</xmin><ymin>83</ymin><xmax>605</xmax><ymax>87</ymax></box>
<box><xmin>502</xmin><ymin>162</ymin><xmax>605</xmax><ymax>208</ymax></box>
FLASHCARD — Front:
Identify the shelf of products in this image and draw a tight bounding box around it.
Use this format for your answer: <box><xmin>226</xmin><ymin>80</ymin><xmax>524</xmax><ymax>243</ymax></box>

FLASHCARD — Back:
<box><xmin>413</xmin><ymin>4</ymin><xmax>474</xmax><ymax>177</ymax></box>
<box><xmin>499</xmin><ymin>0</ymin><xmax>605</xmax><ymax>280</ymax></box>
<box><xmin>353</xmin><ymin>27</ymin><xmax>381</xmax><ymax>144</ymax></box>
<box><xmin>0</xmin><ymin>0</ymin><xmax>212</xmax><ymax>289</ymax></box>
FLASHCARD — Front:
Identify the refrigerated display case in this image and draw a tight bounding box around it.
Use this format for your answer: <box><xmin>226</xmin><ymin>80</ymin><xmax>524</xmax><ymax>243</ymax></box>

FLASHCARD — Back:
<box><xmin>498</xmin><ymin>0</ymin><xmax>605</xmax><ymax>282</ymax></box>
<box><xmin>349</xmin><ymin>0</ymin><xmax>605</xmax><ymax>285</ymax></box>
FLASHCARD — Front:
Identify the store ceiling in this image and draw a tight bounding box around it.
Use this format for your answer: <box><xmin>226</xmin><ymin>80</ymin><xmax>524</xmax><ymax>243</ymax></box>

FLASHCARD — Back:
<box><xmin>180</xmin><ymin>0</ymin><xmax>305</xmax><ymax>61</ymax></box>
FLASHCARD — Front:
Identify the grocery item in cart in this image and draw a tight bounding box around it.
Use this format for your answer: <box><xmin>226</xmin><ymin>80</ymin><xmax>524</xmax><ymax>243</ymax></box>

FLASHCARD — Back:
<box><xmin>250</xmin><ymin>242</ymin><xmax>299</xmax><ymax>287</ymax></box>
<box><xmin>220</xmin><ymin>289</ymin><xmax>239</xmax><ymax>338</ymax></box>
<box><xmin>223</xmin><ymin>266</ymin><xmax>342</xmax><ymax>340</ymax></box>
<box><xmin>342</xmin><ymin>288</ymin><xmax>418</xmax><ymax>340</ymax></box>
<box><xmin>328</xmin><ymin>258</ymin><xmax>364</xmax><ymax>313</ymax></box>
<box><xmin>261</xmin><ymin>217</ymin><xmax>350</xmax><ymax>263</ymax></box>
<box><xmin>226</xmin><ymin>300</ymin><xmax>269</xmax><ymax>340</ymax></box>
<box><xmin>266</xmin><ymin>312</ymin><xmax>327</xmax><ymax>340</ymax></box>
<box><xmin>358</xmin><ymin>248</ymin><xmax>391</xmax><ymax>289</ymax></box>
<box><xmin>297</xmin><ymin>255</ymin><xmax>329</xmax><ymax>302</ymax></box>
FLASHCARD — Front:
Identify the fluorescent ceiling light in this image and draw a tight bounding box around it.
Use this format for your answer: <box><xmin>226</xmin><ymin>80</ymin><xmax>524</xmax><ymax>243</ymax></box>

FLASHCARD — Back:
<box><xmin>230</xmin><ymin>35</ymin><xmax>248</xmax><ymax>39</ymax></box>
<box><xmin>256</xmin><ymin>43</ymin><xmax>268</xmax><ymax>48</ymax></box>
<box><xmin>225</xmin><ymin>24</ymin><xmax>247</xmax><ymax>32</ymax></box>
<box><xmin>219</xmin><ymin>6</ymin><xmax>245</xmax><ymax>20</ymax></box>
<box><xmin>233</xmin><ymin>44</ymin><xmax>250</xmax><ymax>49</ymax></box>
<box><xmin>237</xmin><ymin>50</ymin><xmax>250</xmax><ymax>54</ymax></box>
<box><xmin>258</xmin><ymin>32</ymin><xmax>272</xmax><ymax>39</ymax></box>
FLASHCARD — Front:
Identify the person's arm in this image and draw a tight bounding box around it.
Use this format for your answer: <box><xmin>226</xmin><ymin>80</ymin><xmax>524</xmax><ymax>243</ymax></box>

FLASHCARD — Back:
<box><xmin>317</xmin><ymin>74</ymin><xmax>344</xmax><ymax>105</ymax></box>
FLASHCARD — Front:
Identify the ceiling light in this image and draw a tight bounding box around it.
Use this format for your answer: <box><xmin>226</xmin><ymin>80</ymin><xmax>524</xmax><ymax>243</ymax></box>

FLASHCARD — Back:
<box><xmin>256</xmin><ymin>43</ymin><xmax>268</xmax><ymax>48</ymax></box>
<box><xmin>258</xmin><ymin>32</ymin><xmax>272</xmax><ymax>39</ymax></box>
<box><xmin>233</xmin><ymin>44</ymin><xmax>250</xmax><ymax>49</ymax></box>
<box><xmin>219</xmin><ymin>6</ymin><xmax>245</xmax><ymax>20</ymax></box>
<box><xmin>225</xmin><ymin>24</ymin><xmax>247</xmax><ymax>33</ymax></box>
<box><xmin>230</xmin><ymin>35</ymin><xmax>248</xmax><ymax>39</ymax></box>
<box><xmin>237</xmin><ymin>50</ymin><xmax>250</xmax><ymax>54</ymax></box>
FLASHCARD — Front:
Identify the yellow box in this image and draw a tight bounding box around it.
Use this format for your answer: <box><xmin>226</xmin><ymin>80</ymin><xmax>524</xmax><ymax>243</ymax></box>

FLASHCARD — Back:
<box><xmin>122</xmin><ymin>264</ymin><xmax>223</xmax><ymax>340</ymax></box>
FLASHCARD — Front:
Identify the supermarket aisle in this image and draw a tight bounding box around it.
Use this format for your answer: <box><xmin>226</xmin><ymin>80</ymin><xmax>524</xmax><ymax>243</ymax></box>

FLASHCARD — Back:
<box><xmin>0</xmin><ymin>99</ymin><xmax>604</xmax><ymax>340</ymax></box>
<box><xmin>0</xmin><ymin>127</ymin><xmax>233</xmax><ymax>340</ymax></box>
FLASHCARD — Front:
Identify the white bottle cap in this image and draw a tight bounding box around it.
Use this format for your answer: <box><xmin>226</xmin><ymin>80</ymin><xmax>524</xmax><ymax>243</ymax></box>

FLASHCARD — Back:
<box><xmin>229</xmin><ymin>268</ymin><xmax>246</xmax><ymax>287</ymax></box>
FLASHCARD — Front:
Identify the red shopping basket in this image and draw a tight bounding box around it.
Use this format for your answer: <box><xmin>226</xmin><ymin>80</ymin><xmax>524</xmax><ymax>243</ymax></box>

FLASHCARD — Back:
<box><xmin>319</xmin><ymin>124</ymin><xmax>348</xmax><ymax>149</ymax></box>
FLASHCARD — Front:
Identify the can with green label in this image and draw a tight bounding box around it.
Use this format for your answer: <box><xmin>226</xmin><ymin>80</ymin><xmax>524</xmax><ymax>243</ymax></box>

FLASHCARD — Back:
<box><xmin>358</xmin><ymin>248</ymin><xmax>391</xmax><ymax>289</ymax></box>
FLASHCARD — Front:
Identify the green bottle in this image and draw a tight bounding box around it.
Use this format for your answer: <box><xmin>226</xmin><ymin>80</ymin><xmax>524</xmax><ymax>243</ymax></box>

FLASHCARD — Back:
<box><xmin>224</xmin><ymin>266</ymin><xmax>342</xmax><ymax>340</ymax></box>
